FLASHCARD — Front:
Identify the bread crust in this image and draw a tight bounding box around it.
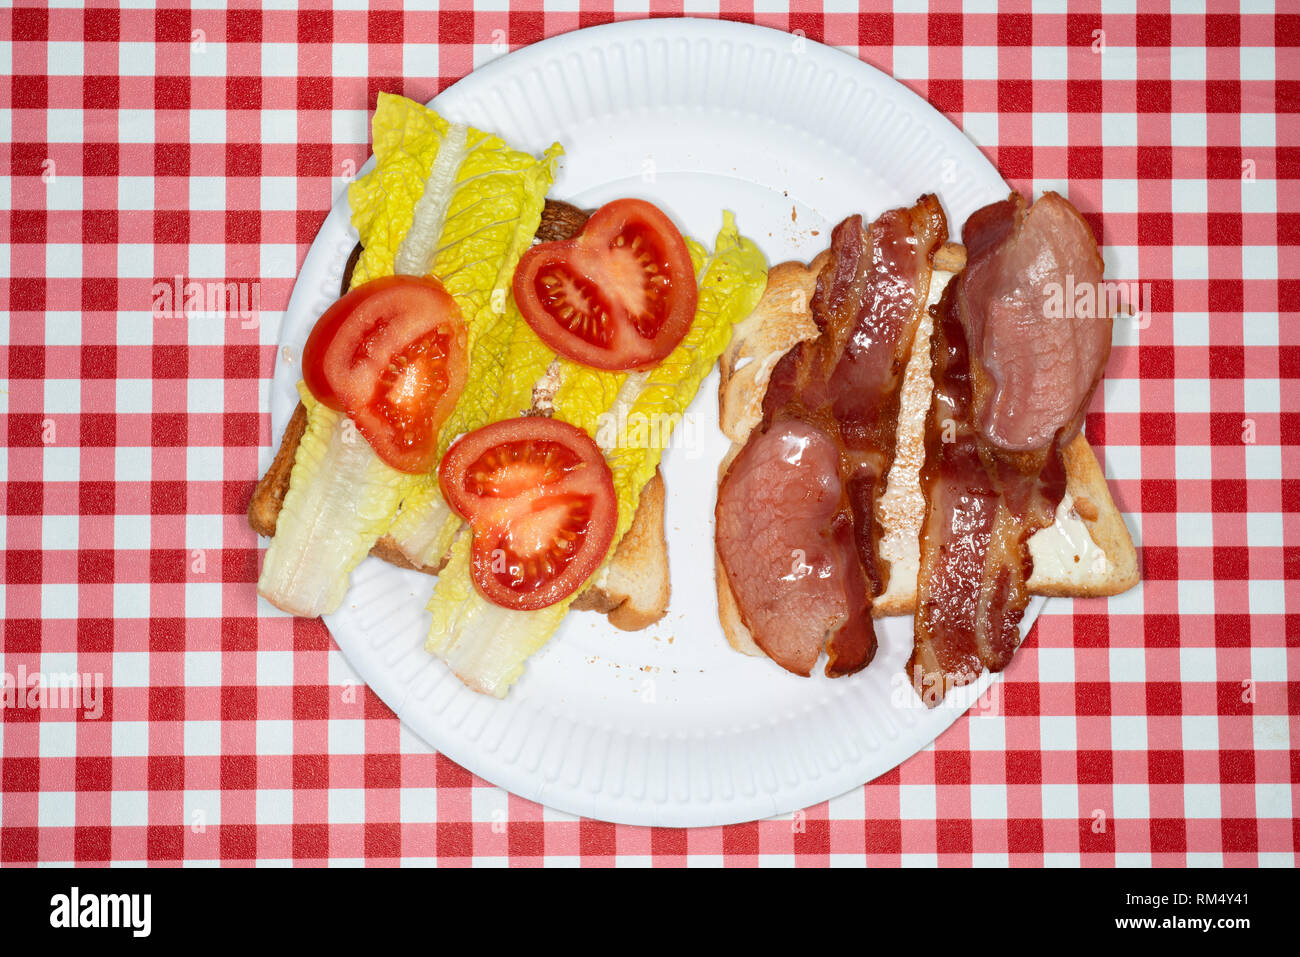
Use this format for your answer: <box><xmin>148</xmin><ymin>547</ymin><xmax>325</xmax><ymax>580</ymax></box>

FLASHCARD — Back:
<box><xmin>713</xmin><ymin>443</ymin><xmax>766</xmax><ymax>657</ymax></box>
<box><xmin>247</xmin><ymin>401</ymin><xmax>306</xmax><ymax>540</ymax></box>
<box><xmin>717</xmin><ymin>255</ymin><xmax>826</xmax><ymax>444</ymax></box>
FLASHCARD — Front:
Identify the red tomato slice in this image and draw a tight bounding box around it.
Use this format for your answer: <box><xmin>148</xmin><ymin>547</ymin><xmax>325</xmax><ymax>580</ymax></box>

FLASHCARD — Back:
<box><xmin>439</xmin><ymin>417</ymin><xmax>617</xmax><ymax>611</ymax></box>
<box><xmin>513</xmin><ymin>198</ymin><xmax>698</xmax><ymax>371</ymax></box>
<box><xmin>303</xmin><ymin>275</ymin><xmax>468</xmax><ymax>474</ymax></box>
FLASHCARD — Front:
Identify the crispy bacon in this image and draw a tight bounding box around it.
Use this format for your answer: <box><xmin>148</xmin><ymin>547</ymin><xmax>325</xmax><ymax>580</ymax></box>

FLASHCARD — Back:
<box><xmin>910</xmin><ymin>192</ymin><xmax>1108</xmax><ymax>705</ymax></box>
<box><xmin>717</xmin><ymin>195</ymin><xmax>948</xmax><ymax>677</ymax></box>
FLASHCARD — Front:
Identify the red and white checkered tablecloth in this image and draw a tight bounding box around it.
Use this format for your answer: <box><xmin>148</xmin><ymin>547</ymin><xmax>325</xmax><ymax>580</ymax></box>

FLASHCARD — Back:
<box><xmin>1</xmin><ymin>0</ymin><xmax>1295</xmax><ymax>866</ymax></box>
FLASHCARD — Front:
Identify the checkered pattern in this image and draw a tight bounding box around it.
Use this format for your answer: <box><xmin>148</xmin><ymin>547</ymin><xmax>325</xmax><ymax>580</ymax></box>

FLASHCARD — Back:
<box><xmin>1</xmin><ymin>1</ymin><xmax>1295</xmax><ymax>865</ymax></box>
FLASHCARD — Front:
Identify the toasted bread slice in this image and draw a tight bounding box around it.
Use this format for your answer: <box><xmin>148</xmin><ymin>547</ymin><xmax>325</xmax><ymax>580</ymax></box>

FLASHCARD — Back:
<box><xmin>717</xmin><ymin>255</ymin><xmax>827</xmax><ymax>444</ymax></box>
<box><xmin>570</xmin><ymin>469</ymin><xmax>671</xmax><ymax>630</ymax></box>
<box><xmin>715</xmin><ymin>244</ymin><xmax>1138</xmax><ymax>651</ymax></box>
<box><xmin>249</xmin><ymin>402</ymin><xmax>672</xmax><ymax>624</ymax></box>
<box><xmin>246</xmin><ymin>401</ymin><xmax>305</xmax><ymax>540</ymax></box>
<box><xmin>1026</xmin><ymin>432</ymin><xmax>1141</xmax><ymax>598</ymax></box>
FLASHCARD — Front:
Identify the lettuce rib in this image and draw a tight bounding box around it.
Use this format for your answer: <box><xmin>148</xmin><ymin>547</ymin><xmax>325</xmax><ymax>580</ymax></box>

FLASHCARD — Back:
<box><xmin>259</xmin><ymin>385</ymin><xmax>418</xmax><ymax>616</ymax></box>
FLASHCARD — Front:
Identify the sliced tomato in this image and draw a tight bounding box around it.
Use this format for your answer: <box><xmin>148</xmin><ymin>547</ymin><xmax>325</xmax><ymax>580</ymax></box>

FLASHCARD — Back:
<box><xmin>513</xmin><ymin>198</ymin><xmax>698</xmax><ymax>371</ymax></box>
<box><xmin>438</xmin><ymin>417</ymin><xmax>617</xmax><ymax>611</ymax></box>
<box><xmin>302</xmin><ymin>275</ymin><xmax>468</xmax><ymax>474</ymax></box>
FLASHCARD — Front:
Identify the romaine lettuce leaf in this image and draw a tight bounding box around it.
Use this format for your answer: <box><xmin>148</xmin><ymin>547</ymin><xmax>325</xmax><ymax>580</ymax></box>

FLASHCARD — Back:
<box><xmin>386</xmin><ymin>294</ymin><xmax>561</xmax><ymax>566</ymax></box>
<box><xmin>600</xmin><ymin>213</ymin><xmax>767</xmax><ymax>538</ymax></box>
<box><xmin>425</xmin><ymin>532</ymin><xmax>571</xmax><ymax>697</ymax></box>
<box><xmin>258</xmin><ymin>383</ymin><xmax>419</xmax><ymax>617</ymax></box>
<box><xmin>424</xmin><ymin>212</ymin><xmax>769</xmax><ymax>695</ymax></box>
<box><xmin>259</xmin><ymin>93</ymin><xmax>560</xmax><ymax>616</ymax></box>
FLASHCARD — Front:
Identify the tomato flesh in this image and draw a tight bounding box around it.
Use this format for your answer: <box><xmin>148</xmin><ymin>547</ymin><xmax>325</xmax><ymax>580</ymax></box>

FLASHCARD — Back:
<box><xmin>439</xmin><ymin>418</ymin><xmax>617</xmax><ymax>610</ymax></box>
<box><xmin>367</xmin><ymin>326</ymin><xmax>454</xmax><ymax>461</ymax></box>
<box><xmin>489</xmin><ymin>491</ymin><xmax>592</xmax><ymax>594</ymax></box>
<box><xmin>533</xmin><ymin>268</ymin><xmax>616</xmax><ymax>348</ymax></box>
<box><xmin>302</xmin><ymin>275</ymin><xmax>467</xmax><ymax>474</ymax></box>
<box><xmin>513</xmin><ymin>198</ymin><xmax>697</xmax><ymax>371</ymax></box>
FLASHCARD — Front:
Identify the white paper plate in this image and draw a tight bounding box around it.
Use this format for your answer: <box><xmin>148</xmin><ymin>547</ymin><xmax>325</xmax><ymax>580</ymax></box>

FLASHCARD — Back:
<box><xmin>269</xmin><ymin>18</ymin><xmax>1032</xmax><ymax>827</ymax></box>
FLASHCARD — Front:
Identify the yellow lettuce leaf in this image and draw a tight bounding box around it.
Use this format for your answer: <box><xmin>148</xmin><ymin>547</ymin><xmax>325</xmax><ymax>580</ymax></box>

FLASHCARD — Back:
<box><xmin>260</xmin><ymin>93</ymin><xmax>560</xmax><ymax>617</ymax></box>
<box><xmin>424</xmin><ymin>212</ymin><xmax>769</xmax><ymax>696</ymax></box>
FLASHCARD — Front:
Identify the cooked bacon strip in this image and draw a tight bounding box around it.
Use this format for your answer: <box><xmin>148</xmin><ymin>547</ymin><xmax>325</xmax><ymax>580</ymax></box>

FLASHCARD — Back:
<box><xmin>715</xmin><ymin>419</ymin><xmax>873</xmax><ymax>676</ymax></box>
<box><xmin>910</xmin><ymin>192</ymin><xmax>1109</xmax><ymax>705</ymax></box>
<box><xmin>717</xmin><ymin>195</ymin><xmax>948</xmax><ymax>677</ymax></box>
<box><xmin>959</xmin><ymin>193</ymin><xmax>1109</xmax><ymax>452</ymax></box>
